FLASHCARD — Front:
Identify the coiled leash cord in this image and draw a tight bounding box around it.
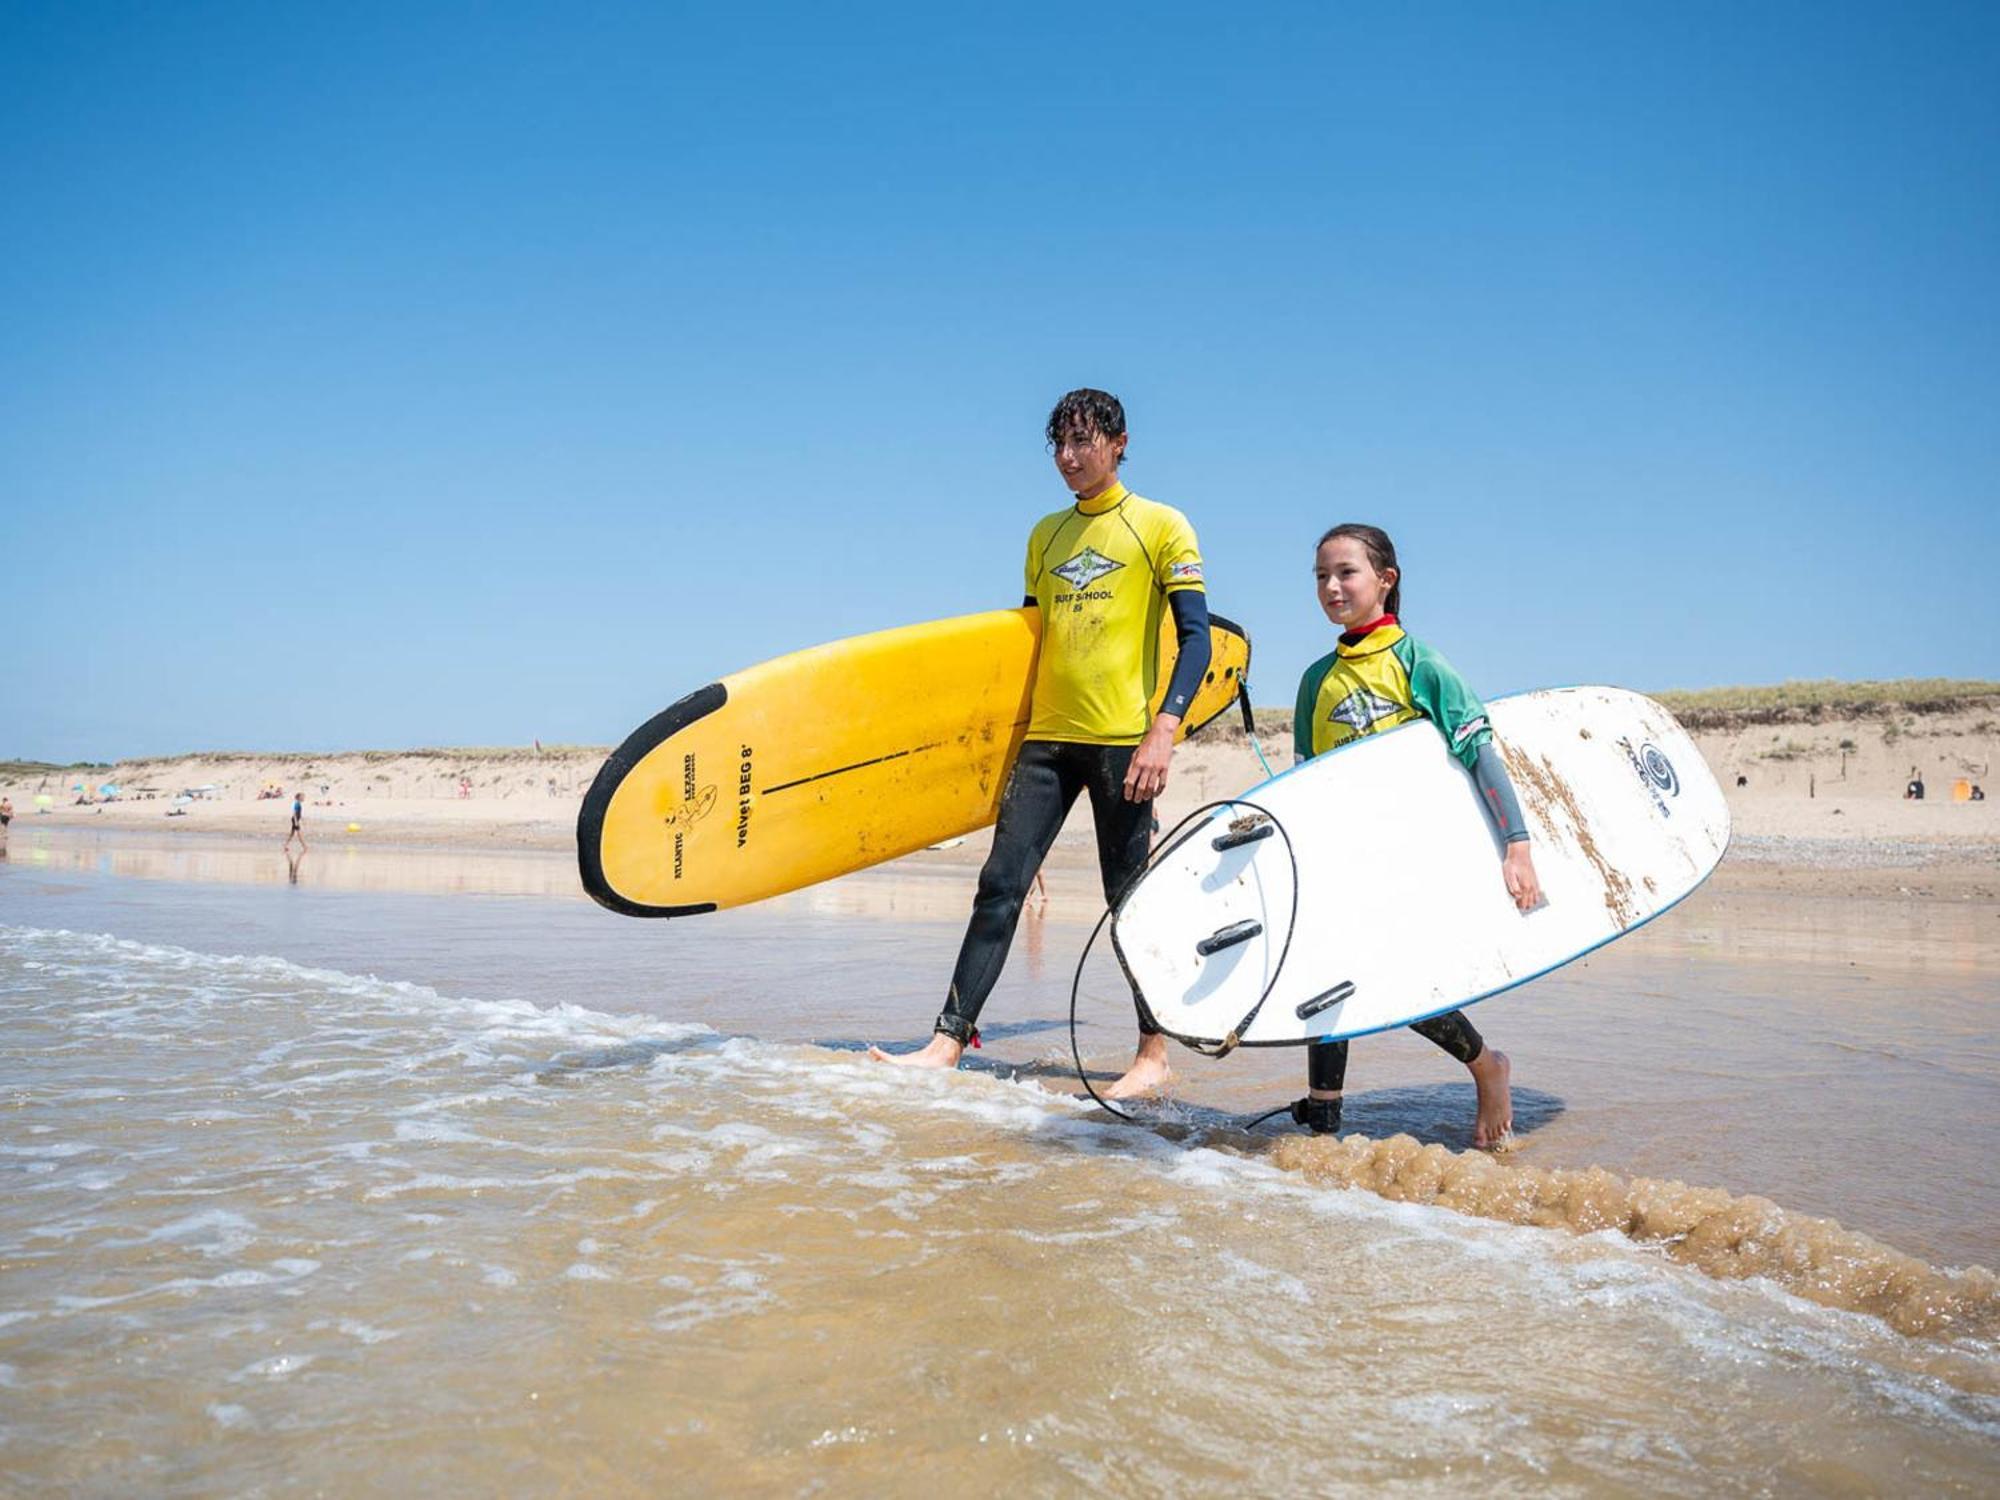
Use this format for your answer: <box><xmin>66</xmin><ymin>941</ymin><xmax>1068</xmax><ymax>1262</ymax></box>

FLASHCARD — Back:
<box><xmin>1068</xmin><ymin>794</ymin><xmax>1301</xmax><ymax>1124</ymax></box>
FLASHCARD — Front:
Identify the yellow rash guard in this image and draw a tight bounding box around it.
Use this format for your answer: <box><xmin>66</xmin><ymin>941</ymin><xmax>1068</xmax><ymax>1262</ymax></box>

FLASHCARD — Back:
<box><xmin>1024</xmin><ymin>481</ymin><xmax>1205</xmax><ymax>744</ymax></box>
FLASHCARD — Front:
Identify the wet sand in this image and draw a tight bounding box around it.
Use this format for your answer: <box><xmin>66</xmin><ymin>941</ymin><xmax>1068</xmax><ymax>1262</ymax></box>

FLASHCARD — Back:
<box><xmin>2</xmin><ymin>829</ymin><xmax>1996</xmax><ymax>1493</ymax></box>
<box><xmin>6</xmin><ymin>827</ymin><xmax>1996</xmax><ymax>1269</ymax></box>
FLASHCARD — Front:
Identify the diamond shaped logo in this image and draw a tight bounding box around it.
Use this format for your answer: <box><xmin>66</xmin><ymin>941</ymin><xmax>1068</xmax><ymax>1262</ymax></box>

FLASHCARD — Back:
<box><xmin>1329</xmin><ymin>687</ymin><xmax>1405</xmax><ymax>734</ymax></box>
<box><xmin>1050</xmin><ymin>547</ymin><xmax>1124</xmax><ymax>590</ymax></box>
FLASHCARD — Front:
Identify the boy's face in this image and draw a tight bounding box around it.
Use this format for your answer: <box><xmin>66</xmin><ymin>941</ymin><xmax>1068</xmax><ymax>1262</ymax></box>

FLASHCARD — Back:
<box><xmin>1050</xmin><ymin>424</ymin><xmax>1125</xmax><ymax>498</ymax></box>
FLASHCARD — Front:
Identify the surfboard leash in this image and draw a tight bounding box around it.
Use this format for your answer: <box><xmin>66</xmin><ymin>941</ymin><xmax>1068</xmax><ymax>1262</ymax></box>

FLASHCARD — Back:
<box><xmin>1068</xmin><ymin>797</ymin><xmax>1302</xmax><ymax>1125</ymax></box>
<box><xmin>1237</xmin><ymin>681</ymin><xmax>1278</xmax><ymax>781</ymax></box>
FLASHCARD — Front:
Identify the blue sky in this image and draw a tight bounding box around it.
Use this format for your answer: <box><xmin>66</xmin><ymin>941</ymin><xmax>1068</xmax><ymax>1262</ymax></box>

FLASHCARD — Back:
<box><xmin>4</xmin><ymin>1</ymin><xmax>1996</xmax><ymax>760</ymax></box>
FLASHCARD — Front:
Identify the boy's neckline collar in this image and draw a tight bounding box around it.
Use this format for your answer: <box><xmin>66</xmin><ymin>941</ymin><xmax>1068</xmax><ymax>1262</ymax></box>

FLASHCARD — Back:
<box><xmin>1073</xmin><ymin>479</ymin><xmax>1129</xmax><ymax>516</ymax></box>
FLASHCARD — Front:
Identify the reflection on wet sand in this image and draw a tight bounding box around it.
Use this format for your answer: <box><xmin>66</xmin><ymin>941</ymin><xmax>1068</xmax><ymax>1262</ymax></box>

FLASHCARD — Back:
<box><xmin>13</xmin><ymin>829</ymin><xmax>589</xmax><ymax>900</ymax></box>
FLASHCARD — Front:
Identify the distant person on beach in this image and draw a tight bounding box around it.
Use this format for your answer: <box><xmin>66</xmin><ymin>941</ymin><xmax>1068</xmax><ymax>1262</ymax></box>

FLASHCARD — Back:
<box><xmin>283</xmin><ymin>790</ymin><xmax>307</xmax><ymax>852</ymax></box>
<box><xmin>870</xmin><ymin>388</ymin><xmax>1211</xmax><ymax>1097</ymax></box>
<box><xmin>1905</xmin><ymin>768</ymin><xmax>1925</xmax><ymax>801</ymax></box>
<box><xmin>0</xmin><ymin>796</ymin><xmax>11</xmax><ymax>836</ymax></box>
<box><xmin>1288</xmin><ymin>524</ymin><xmax>1540</xmax><ymax>1148</ymax></box>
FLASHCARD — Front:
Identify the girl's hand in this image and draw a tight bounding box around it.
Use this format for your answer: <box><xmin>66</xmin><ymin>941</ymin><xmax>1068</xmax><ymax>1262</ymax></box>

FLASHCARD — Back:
<box><xmin>1502</xmin><ymin>843</ymin><xmax>1542</xmax><ymax>912</ymax></box>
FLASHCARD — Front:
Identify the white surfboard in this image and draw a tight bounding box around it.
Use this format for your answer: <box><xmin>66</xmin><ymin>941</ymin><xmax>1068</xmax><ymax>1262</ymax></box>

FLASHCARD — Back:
<box><xmin>1110</xmin><ymin>687</ymin><xmax>1729</xmax><ymax>1048</ymax></box>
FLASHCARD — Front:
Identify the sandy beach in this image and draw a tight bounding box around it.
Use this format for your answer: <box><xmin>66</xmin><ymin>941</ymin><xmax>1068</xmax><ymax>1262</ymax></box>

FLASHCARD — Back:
<box><xmin>10</xmin><ymin>698</ymin><xmax>1997</xmax><ymax>899</ymax></box>
<box><xmin>4</xmin><ymin>698</ymin><xmax>1997</xmax><ymax>1494</ymax></box>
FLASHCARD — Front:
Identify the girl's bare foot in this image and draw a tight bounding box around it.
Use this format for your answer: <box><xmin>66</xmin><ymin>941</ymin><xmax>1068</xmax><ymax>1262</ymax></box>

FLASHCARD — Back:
<box><xmin>867</xmin><ymin>1034</ymin><xmax>964</xmax><ymax>1069</ymax></box>
<box><xmin>1103</xmin><ymin>1034</ymin><xmax>1173</xmax><ymax>1100</ymax></box>
<box><xmin>1469</xmin><ymin>1048</ymin><xmax>1513</xmax><ymax>1148</ymax></box>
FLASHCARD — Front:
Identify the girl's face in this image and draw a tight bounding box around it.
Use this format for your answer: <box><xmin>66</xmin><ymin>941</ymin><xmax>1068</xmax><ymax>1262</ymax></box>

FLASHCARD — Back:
<box><xmin>1315</xmin><ymin>536</ymin><xmax>1396</xmax><ymax>630</ymax></box>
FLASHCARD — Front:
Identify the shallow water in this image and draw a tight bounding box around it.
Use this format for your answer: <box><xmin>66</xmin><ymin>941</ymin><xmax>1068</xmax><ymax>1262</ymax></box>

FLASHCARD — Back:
<box><xmin>2</xmin><ymin>835</ymin><xmax>1996</xmax><ymax>1494</ymax></box>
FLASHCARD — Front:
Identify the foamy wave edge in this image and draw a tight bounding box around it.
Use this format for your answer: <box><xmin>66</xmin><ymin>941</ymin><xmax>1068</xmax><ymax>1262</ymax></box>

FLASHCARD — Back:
<box><xmin>0</xmin><ymin>924</ymin><xmax>715</xmax><ymax>1046</ymax></box>
<box><xmin>1271</xmin><ymin>1132</ymin><xmax>2000</xmax><ymax>1343</ymax></box>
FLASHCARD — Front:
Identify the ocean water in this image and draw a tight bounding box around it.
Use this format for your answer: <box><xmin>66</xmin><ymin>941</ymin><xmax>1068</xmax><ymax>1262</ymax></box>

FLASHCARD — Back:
<box><xmin>1</xmin><ymin>836</ymin><xmax>1996</xmax><ymax>1495</ymax></box>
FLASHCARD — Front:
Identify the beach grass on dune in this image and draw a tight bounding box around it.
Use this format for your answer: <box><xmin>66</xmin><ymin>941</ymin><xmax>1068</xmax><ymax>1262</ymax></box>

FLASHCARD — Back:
<box><xmin>1652</xmin><ymin>678</ymin><xmax>2000</xmax><ymax>726</ymax></box>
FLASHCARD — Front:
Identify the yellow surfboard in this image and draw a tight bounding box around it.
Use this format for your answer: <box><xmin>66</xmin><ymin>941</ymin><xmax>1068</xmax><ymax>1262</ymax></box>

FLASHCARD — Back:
<box><xmin>578</xmin><ymin>608</ymin><xmax>1252</xmax><ymax>916</ymax></box>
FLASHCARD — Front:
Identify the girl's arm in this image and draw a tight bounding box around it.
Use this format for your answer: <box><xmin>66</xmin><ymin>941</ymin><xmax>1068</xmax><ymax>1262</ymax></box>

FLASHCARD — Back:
<box><xmin>1293</xmin><ymin>651</ymin><xmax>1337</xmax><ymax>764</ymax></box>
<box><xmin>1472</xmin><ymin>743</ymin><xmax>1542</xmax><ymax>911</ymax></box>
<box><xmin>1470</xmin><ymin>744</ymin><xmax>1529</xmax><ymax>845</ymax></box>
<box><xmin>1403</xmin><ymin>639</ymin><xmax>1543</xmax><ymax>911</ymax></box>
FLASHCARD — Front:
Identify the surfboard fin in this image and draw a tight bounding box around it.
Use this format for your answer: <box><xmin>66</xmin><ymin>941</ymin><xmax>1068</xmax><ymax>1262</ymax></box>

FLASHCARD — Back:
<box><xmin>1196</xmin><ymin>919</ymin><xmax>1263</xmax><ymax>956</ymax></box>
<box><xmin>1211</xmin><ymin>815</ymin><xmax>1274</xmax><ymax>852</ymax></box>
<box><xmin>1295</xmin><ymin>980</ymin><xmax>1357</xmax><ymax>1022</ymax></box>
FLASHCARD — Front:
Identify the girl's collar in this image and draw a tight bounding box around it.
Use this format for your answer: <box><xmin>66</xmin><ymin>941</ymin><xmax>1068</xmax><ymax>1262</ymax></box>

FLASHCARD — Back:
<box><xmin>1338</xmin><ymin>613</ymin><xmax>1398</xmax><ymax>647</ymax></box>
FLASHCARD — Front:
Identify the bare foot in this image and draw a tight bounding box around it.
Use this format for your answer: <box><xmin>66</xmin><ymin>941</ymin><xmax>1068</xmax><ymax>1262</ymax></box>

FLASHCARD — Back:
<box><xmin>1469</xmin><ymin>1048</ymin><xmax>1513</xmax><ymax>1148</ymax></box>
<box><xmin>1102</xmin><ymin>1034</ymin><xmax>1174</xmax><ymax>1100</ymax></box>
<box><xmin>867</xmin><ymin>1034</ymin><xmax>964</xmax><ymax>1069</ymax></box>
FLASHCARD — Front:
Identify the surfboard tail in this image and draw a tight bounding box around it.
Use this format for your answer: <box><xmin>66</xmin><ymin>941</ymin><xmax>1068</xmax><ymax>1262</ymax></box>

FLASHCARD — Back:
<box><xmin>577</xmin><ymin>682</ymin><xmax>728</xmax><ymax>918</ymax></box>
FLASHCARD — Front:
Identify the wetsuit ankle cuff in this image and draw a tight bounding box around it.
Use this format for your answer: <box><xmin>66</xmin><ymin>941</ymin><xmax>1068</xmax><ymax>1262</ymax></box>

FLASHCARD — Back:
<box><xmin>933</xmin><ymin>1013</ymin><xmax>978</xmax><ymax>1047</ymax></box>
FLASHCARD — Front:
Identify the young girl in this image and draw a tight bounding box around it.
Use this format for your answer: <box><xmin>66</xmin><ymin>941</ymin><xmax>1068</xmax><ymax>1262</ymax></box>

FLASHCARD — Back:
<box><xmin>1288</xmin><ymin>523</ymin><xmax>1541</xmax><ymax>1149</ymax></box>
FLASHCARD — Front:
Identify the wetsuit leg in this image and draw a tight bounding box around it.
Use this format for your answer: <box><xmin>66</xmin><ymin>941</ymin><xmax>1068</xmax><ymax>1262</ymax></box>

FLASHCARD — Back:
<box><xmin>1409</xmin><ymin>1009</ymin><xmax>1484</xmax><ymax>1064</ymax></box>
<box><xmin>1290</xmin><ymin>1038</ymin><xmax>1349</xmax><ymax>1132</ymax></box>
<box><xmin>1307</xmin><ymin>1039</ymin><xmax>1349</xmax><ymax>1093</ymax></box>
<box><xmin>1080</xmin><ymin>742</ymin><xmax>1162</xmax><ymax>1033</ymax></box>
<box><xmin>935</xmin><ymin>743</ymin><xmax>1082</xmax><ymax>1043</ymax></box>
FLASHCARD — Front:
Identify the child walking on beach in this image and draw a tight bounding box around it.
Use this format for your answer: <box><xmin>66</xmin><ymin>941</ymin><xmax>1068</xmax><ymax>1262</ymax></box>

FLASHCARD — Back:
<box><xmin>1289</xmin><ymin>523</ymin><xmax>1541</xmax><ymax>1148</ymax></box>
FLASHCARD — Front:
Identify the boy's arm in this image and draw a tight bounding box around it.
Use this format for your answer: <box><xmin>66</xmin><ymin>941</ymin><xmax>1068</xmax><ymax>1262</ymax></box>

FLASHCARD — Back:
<box><xmin>1157</xmin><ymin>587</ymin><xmax>1210</xmax><ymax>721</ymax></box>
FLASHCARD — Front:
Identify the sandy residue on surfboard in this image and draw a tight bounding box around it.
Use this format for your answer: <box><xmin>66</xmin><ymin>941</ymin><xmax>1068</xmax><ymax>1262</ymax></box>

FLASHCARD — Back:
<box><xmin>1496</xmin><ymin>735</ymin><xmax>1641</xmax><ymax>927</ymax></box>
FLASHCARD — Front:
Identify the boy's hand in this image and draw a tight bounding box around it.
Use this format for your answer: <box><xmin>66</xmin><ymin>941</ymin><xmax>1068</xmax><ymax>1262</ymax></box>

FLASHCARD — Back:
<box><xmin>1123</xmin><ymin>716</ymin><xmax>1180</xmax><ymax>802</ymax></box>
<box><xmin>1502</xmin><ymin>842</ymin><xmax>1543</xmax><ymax>912</ymax></box>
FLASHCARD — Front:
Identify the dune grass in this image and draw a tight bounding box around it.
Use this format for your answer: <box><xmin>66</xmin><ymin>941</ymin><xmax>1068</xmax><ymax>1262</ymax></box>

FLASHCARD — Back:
<box><xmin>1652</xmin><ymin>678</ymin><xmax>2000</xmax><ymax>725</ymax></box>
<box><xmin>1224</xmin><ymin>679</ymin><xmax>2000</xmax><ymax>739</ymax></box>
<box><xmin>0</xmin><ymin>760</ymin><xmax>113</xmax><ymax>780</ymax></box>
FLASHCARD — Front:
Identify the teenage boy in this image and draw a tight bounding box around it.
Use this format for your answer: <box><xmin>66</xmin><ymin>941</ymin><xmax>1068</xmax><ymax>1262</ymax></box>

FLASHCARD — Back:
<box><xmin>870</xmin><ymin>389</ymin><xmax>1210</xmax><ymax>1099</ymax></box>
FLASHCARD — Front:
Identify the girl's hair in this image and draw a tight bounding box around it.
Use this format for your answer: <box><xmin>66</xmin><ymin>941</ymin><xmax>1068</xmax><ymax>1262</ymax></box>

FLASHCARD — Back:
<box><xmin>1317</xmin><ymin>523</ymin><xmax>1401</xmax><ymax>616</ymax></box>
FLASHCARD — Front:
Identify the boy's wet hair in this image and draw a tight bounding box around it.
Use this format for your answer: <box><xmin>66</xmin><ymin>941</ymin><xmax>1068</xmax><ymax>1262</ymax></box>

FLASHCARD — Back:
<box><xmin>1046</xmin><ymin>388</ymin><xmax>1127</xmax><ymax>461</ymax></box>
<box><xmin>1318</xmin><ymin>522</ymin><xmax>1402</xmax><ymax>617</ymax></box>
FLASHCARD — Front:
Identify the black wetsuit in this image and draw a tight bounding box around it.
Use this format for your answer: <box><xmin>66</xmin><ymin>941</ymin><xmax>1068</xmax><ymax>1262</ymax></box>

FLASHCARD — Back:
<box><xmin>933</xmin><ymin>583</ymin><xmax>1212</xmax><ymax>1047</ymax></box>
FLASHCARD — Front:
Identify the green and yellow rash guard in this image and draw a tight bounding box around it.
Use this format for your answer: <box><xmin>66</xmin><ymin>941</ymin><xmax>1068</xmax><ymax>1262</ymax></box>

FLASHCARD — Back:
<box><xmin>1293</xmin><ymin>617</ymin><xmax>1529</xmax><ymax>842</ymax></box>
<box><xmin>1292</xmin><ymin>619</ymin><xmax>1488</xmax><ymax>765</ymax></box>
<box><xmin>1024</xmin><ymin>480</ymin><xmax>1205</xmax><ymax>745</ymax></box>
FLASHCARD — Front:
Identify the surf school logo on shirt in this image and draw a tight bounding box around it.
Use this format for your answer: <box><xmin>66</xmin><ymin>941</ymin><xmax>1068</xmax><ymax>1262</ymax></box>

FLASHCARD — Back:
<box><xmin>1329</xmin><ymin>687</ymin><xmax>1405</xmax><ymax>736</ymax></box>
<box><xmin>1050</xmin><ymin>547</ymin><xmax>1124</xmax><ymax>591</ymax></box>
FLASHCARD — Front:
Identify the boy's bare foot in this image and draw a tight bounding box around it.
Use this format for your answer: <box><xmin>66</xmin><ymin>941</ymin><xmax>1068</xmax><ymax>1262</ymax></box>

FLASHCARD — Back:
<box><xmin>1469</xmin><ymin>1048</ymin><xmax>1513</xmax><ymax>1148</ymax></box>
<box><xmin>1102</xmin><ymin>1034</ymin><xmax>1173</xmax><ymax>1100</ymax></box>
<box><xmin>867</xmin><ymin>1034</ymin><xmax>964</xmax><ymax>1069</ymax></box>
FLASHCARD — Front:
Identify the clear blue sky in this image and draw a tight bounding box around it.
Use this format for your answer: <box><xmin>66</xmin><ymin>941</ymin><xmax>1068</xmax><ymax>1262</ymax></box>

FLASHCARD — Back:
<box><xmin>4</xmin><ymin>1</ymin><xmax>1996</xmax><ymax>761</ymax></box>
